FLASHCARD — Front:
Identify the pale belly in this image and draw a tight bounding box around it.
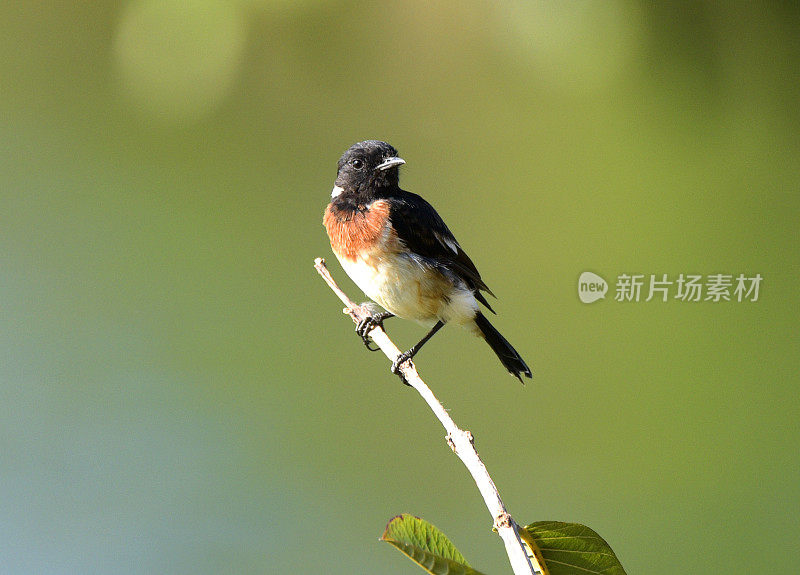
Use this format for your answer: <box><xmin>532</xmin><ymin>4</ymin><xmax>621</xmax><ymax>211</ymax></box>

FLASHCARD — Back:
<box><xmin>337</xmin><ymin>251</ymin><xmax>479</xmax><ymax>329</ymax></box>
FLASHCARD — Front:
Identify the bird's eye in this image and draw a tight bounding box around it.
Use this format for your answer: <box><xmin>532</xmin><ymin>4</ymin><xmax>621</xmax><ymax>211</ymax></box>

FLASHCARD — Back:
<box><xmin>351</xmin><ymin>158</ymin><xmax>364</xmax><ymax>170</ymax></box>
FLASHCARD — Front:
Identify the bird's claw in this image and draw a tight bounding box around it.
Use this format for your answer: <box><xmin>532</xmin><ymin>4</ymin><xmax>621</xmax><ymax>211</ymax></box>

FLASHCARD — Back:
<box><xmin>391</xmin><ymin>351</ymin><xmax>414</xmax><ymax>386</ymax></box>
<box><xmin>355</xmin><ymin>312</ymin><xmax>392</xmax><ymax>352</ymax></box>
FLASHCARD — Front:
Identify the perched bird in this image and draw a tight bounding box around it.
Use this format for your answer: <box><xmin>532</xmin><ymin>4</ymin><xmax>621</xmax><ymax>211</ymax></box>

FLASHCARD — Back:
<box><xmin>323</xmin><ymin>140</ymin><xmax>532</xmax><ymax>382</ymax></box>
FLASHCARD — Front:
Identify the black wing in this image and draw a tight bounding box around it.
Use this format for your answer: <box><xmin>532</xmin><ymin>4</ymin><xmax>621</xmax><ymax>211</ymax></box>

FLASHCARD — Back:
<box><xmin>388</xmin><ymin>191</ymin><xmax>496</xmax><ymax>313</ymax></box>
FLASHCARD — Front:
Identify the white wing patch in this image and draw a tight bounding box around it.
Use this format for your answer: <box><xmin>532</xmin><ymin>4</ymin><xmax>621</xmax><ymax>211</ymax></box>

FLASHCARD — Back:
<box><xmin>437</xmin><ymin>232</ymin><xmax>460</xmax><ymax>254</ymax></box>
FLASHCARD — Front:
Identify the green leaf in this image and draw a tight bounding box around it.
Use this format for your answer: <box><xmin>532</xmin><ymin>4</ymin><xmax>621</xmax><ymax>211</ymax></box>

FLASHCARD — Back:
<box><xmin>381</xmin><ymin>514</ymin><xmax>488</xmax><ymax>575</ymax></box>
<box><xmin>522</xmin><ymin>521</ymin><xmax>627</xmax><ymax>575</ymax></box>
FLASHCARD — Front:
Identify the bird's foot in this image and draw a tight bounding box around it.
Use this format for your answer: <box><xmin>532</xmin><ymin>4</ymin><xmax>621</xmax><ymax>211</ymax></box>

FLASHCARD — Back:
<box><xmin>355</xmin><ymin>311</ymin><xmax>394</xmax><ymax>351</ymax></box>
<box><xmin>390</xmin><ymin>349</ymin><xmax>415</xmax><ymax>386</ymax></box>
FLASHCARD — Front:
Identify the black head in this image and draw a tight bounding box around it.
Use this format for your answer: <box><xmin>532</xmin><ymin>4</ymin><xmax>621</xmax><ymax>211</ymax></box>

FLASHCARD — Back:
<box><xmin>332</xmin><ymin>140</ymin><xmax>405</xmax><ymax>198</ymax></box>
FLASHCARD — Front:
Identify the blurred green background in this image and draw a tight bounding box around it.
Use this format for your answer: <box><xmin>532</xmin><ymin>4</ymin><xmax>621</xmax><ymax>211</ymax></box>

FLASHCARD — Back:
<box><xmin>2</xmin><ymin>1</ymin><xmax>798</xmax><ymax>573</ymax></box>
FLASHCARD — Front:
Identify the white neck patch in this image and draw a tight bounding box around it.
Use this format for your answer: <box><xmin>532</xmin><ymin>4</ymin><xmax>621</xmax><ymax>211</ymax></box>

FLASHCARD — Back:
<box><xmin>331</xmin><ymin>185</ymin><xmax>344</xmax><ymax>198</ymax></box>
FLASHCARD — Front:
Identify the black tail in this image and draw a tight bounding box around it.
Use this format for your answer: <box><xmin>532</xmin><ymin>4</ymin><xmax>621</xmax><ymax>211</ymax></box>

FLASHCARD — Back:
<box><xmin>474</xmin><ymin>311</ymin><xmax>532</xmax><ymax>382</ymax></box>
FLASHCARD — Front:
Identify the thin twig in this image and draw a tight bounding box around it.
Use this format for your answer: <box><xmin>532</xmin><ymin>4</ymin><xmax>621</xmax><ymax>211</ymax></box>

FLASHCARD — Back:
<box><xmin>314</xmin><ymin>258</ymin><xmax>542</xmax><ymax>575</ymax></box>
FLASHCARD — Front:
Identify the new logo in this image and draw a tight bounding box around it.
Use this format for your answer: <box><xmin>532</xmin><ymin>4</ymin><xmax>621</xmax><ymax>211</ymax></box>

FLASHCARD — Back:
<box><xmin>578</xmin><ymin>271</ymin><xmax>608</xmax><ymax>304</ymax></box>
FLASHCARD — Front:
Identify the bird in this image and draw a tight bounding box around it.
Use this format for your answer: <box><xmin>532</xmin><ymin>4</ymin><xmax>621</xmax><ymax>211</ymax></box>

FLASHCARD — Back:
<box><xmin>323</xmin><ymin>140</ymin><xmax>532</xmax><ymax>383</ymax></box>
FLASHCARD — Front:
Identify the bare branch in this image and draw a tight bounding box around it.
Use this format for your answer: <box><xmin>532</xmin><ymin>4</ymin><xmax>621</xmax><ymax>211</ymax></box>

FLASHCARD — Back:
<box><xmin>314</xmin><ymin>258</ymin><xmax>543</xmax><ymax>575</ymax></box>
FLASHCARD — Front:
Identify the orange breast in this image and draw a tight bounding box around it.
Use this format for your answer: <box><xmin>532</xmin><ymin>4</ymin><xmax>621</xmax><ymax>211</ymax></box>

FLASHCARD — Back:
<box><xmin>323</xmin><ymin>199</ymin><xmax>394</xmax><ymax>261</ymax></box>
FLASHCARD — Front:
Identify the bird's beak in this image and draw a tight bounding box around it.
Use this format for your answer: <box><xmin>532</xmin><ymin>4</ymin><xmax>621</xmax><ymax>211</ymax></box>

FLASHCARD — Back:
<box><xmin>375</xmin><ymin>156</ymin><xmax>405</xmax><ymax>171</ymax></box>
